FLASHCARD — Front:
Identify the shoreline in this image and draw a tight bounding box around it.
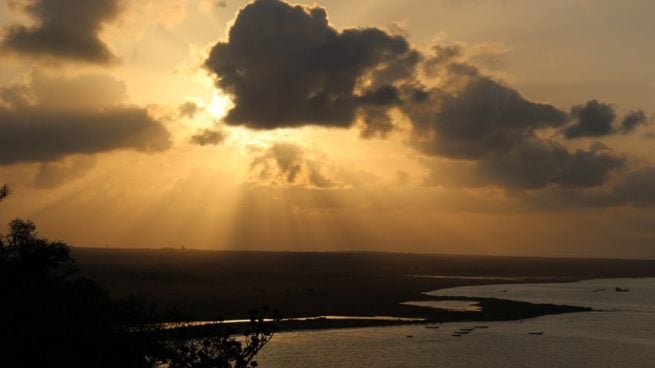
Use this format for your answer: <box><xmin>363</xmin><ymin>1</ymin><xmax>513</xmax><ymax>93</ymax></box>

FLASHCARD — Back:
<box><xmin>154</xmin><ymin>285</ymin><xmax>593</xmax><ymax>338</ymax></box>
<box><xmin>72</xmin><ymin>248</ymin><xmax>655</xmax><ymax>336</ymax></box>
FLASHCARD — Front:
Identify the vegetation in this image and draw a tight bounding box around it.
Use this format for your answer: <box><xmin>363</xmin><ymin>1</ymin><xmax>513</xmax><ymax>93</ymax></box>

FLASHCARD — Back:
<box><xmin>0</xmin><ymin>185</ymin><xmax>278</xmax><ymax>367</ymax></box>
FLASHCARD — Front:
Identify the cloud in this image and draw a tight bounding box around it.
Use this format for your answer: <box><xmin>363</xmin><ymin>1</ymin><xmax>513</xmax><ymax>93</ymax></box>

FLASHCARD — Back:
<box><xmin>178</xmin><ymin>101</ymin><xmax>200</xmax><ymax>118</ymax></box>
<box><xmin>190</xmin><ymin>128</ymin><xmax>226</xmax><ymax>146</ymax></box>
<box><xmin>0</xmin><ymin>108</ymin><xmax>171</xmax><ymax>164</ymax></box>
<box><xmin>522</xmin><ymin>165</ymin><xmax>655</xmax><ymax>209</ymax></box>
<box><xmin>613</xmin><ymin>167</ymin><xmax>655</xmax><ymax>207</ymax></box>
<box><xmin>28</xmin><ymin>72</ymin><xmax>128</xmax><ymax>110</ymax></box>
<box><xmin>619</xmin><ymin>110</ymin><xmax>648</xmax><ymax>134</ymax></box>
<box><xmin>204</xmin><ymin>0</ymin><xmax>419</xmax><ymax>130</ymax></box>
<box><xmin>202</xmin><ymin>1</ymin><xmax>650</xmax><ymax>207</ymax></box>
<box><xmin>409</xmin><ymin>77</ymin><xmax>568</xmax><ymax>160</ymax></box>
<box><xmin>2</xmin><ymin>0</ymin><xmax>122</xmax><ymax>63</ymax></box>
<box><xmin>482</xmin><ymin>141</ymin><xmax>624</xmax><ymax>189</ymax></box>
<box><xmin>32</xmin><ymin>155</ymin><xmax>98</xmax><ymax>189</ymax></box>
<box><xmin>426</xmin><ymin>140</ymin><xmax>624</xmax><ymax>190</ymax></box>
<box><xmin>563</xmin><ymin>100</ymin><xmax>616</xmax><ymax>139</ymax></box>
<box><xmin>248</xmin><ymin>143</ymin><xmax>336</xmax><ymax>188</ymax></box>
<box><xmin>0</xmin><ymin>73</ymin><xmax>171</xmax><ymax>164</ymax></box>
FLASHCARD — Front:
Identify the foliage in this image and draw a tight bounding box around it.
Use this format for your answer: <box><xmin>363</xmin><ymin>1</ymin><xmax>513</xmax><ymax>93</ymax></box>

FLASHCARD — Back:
<box><xmin>0</xmin><ymin>184</ymin><xmax>9</xmax><ymax>202</ymax></box>
<box><xmin>152</xmin><ymin>307</ymin><xmax>282</xmax><ymax>368</ymax></box>
<box><xmin>0</xmin><ymin>186</ymin><xmax>279</xmax><ymax>367</ymax></box>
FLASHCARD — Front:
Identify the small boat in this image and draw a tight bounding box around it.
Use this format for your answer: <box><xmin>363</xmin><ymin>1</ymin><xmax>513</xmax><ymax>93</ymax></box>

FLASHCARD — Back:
<box><xmin>528</xmin><ymin>332</ymin><xmax>544</xmax><ymax>335</ymax></box>
<box><xmin>474</xmin><ymin>325</ymin><xmax>489</xmax><ymax>329</ymax></box>
<box><xmin>406</xmin><ymin>335</ymin><xmax>413</xmax><ymax>338</ymax></box>
<box><xmin>592</xmin><ymin>288</ymin><xmax>605</xmax><ymax>292</ymax></box>
<box><xmin>425</xmin><ymin>326</ymin><xmax>440</xmax><ymax>329</ymax></box>
<box><xmin>615</xmin><ymin>287</ymin><xmax>630</xmax><ymax>292</ymax></box>
<box><xmin>459</xmin><ymin>328</ymin><xmax>474</xmax><ymax>331</ymax></box>
<box><xmin>452</xmin><ymin>333</ymin><xmax>461</xmax><ymax>337</ymax></box>
<box><xmin>499</xmin><ymin>290</ymin><xmax>508</xmax><ymax>293</ymax></box>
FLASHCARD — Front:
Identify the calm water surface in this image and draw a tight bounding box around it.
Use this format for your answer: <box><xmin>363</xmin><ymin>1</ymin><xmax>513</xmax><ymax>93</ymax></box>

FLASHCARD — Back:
<box><xmin>258</xmin><ymin>278</ymin><xmax>655</xmax><ymax>368</ymax></box>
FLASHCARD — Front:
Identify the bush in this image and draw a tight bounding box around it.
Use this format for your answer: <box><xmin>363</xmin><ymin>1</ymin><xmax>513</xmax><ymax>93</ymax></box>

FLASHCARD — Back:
<box><xmin>0</xmin><ymin>186</ymin><xmax>278</xmax><ymax>367</ymax></box>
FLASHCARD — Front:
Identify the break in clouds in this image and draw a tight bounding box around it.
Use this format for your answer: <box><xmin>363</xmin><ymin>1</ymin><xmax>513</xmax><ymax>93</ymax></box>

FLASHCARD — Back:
<box><xmin>204</xmin><ymin>0</ymin><xmax>654</xmax><ymax>206</ymax></box>
<box><xmin>2</xmin><ymin>0</ymin><xmax>121</xmax><ymax>63</ymax></box>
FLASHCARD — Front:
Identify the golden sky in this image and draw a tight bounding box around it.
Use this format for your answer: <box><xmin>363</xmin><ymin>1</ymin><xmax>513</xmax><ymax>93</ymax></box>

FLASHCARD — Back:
<box><xmin>0</xmin><ymin>0</ymin><xmax>654</xmax><ymax>257</ymax></box>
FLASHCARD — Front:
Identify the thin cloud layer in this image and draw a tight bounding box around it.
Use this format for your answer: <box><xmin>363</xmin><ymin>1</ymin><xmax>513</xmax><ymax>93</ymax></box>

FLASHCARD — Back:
<box><xmin>0</xmin><ymin>73</ymin><xmax>171</xmax><ymax>164</ymax></box>
<box><xmin>2</xmin><ymin>0</ymin><xmax>121</xmax><ymax>63</ymax></box>
<box><xmin>205</xmin><ymin>0</ymin><xmax>419</xmax><ymax>129</ymax></box>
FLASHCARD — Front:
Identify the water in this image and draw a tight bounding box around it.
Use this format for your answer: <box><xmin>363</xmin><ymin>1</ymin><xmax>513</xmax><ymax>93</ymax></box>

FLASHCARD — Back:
<box><xmin>401</xmin><ymin>300</ymin><xmax>481</xmax><ymax>312</ymax></box>
<box><xmin>257</xmin><ymin>278</ymin><xmax>655</xmax><ymax>368</ymax></box>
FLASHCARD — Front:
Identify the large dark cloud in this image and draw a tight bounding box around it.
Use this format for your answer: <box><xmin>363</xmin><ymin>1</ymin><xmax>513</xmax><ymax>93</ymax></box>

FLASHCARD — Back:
<box><xmin>204</xmin><ymin>0</ymin><xmax>419</xmax><ymax>129</ymax></box>
<box><xmin>409</xmin><ymin>77</ymin><xmax>568</xmax><ymax>160</ymax></box>
<box><xmin>2</xmin><ymin>0</ymin><xmax>121</xmax><ymax>63</ymax></box>
<box><xmin>563</xmin><ymin>100</ymin><xmax>616</xmax><ymax>139</ymax></box>
<box><xmin>0</xmin><ymin>73</ymin><xmax>171</xmax><ymax>164</ymax></box>
<box><xmin>478</xmin><ymin>141</ymin><xmax>624</xmax><ymax>190</ymax></box>
<box><xmin>203</xmin><ymin>1</ymin><xmax>651</xmax><ymax>206</ymax></box>
<box><xmin>0</xmin><ymin>107</ymin><xmax>170</xmax><ymax>164</ymax></box>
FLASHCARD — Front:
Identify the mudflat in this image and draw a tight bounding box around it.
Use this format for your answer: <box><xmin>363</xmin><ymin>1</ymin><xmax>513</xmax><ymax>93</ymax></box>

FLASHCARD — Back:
<box><xmin>73</xmin><ymin>248</ymin><xmax>655</xmax><ymax>326</ymax></box>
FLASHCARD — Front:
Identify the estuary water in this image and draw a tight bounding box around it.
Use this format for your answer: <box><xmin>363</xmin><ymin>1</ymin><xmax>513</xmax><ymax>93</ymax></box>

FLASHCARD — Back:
<box><xmin>257</xmin><ymin>278</ymin><xmax>655</xmax><ymax>368</ymax></box>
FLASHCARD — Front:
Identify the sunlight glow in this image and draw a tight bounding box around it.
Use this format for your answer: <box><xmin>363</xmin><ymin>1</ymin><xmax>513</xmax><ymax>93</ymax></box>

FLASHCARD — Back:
<box><xmin>207</xmin><ymin>93</ymin><xmax>233</xmax><ymax>120</ymax></box>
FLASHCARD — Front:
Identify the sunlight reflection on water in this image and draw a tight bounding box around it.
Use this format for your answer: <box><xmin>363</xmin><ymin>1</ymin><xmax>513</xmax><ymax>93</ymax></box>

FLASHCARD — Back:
<box><xmin>258</xmin><ymin>278</ymin><xmax>655</xmax><ymax>368</ymax></box>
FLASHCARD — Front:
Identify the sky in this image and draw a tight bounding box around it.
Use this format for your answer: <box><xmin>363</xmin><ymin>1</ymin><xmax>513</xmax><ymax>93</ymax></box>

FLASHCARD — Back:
<box><xmin>0</xmin><ymin>0</ymin><xmax>653</xmax><ymax>258</ymax></box>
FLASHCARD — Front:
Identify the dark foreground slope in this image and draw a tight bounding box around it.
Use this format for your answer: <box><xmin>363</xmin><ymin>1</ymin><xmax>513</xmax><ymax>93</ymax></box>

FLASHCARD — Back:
<box><xmin>73</xmin><ymin>249</ymin><xmax>655</xmax><ymax>321</ymax></box>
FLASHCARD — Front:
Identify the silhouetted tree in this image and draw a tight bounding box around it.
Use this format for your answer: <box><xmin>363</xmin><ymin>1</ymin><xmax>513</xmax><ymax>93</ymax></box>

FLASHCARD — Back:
<box><xmin>0</xmin><ymin>184</ymin><xmax>9</xmax><ymax>202</ymax></box>
<box><xmin>0</xmin><ymin>186</ymin><xmax>279</xmax><ymax>367</ymax></box>
<box><xmin>150</xmin><ymin>307</ymin><xmax>282</xmax><ymax>368</ymax></box>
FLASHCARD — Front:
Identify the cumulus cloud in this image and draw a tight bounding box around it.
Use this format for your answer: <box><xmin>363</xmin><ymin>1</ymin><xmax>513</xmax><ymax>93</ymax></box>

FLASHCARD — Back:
<box><xmin>202</xmin><ymin>0</ymin><xmax>651</xmax><ymax>206</ymax></box>
<box><xmin>2</xmin><ymin>0</ymin><xmax>122</xmax><ymax>63</ymax></box>
<box><xmin>486</xmin><ymin>141</ymin><xmax>623</xmax><ymax>189</ymax></box>
<box><xmin>563</xmin><ymin>100</ymin><xmax>616</xmax><ymax>139</ymax></box>
<box><xmin>0</xmin><ymin>73</ymin><xmax>171</xmax><ymax>164</ymax></box>
<box><xmin>408</xmin><ymin>77</ymin><xmax>568</xmax><ymax>159</ymax></box>
<box><xmin>204</xmin><ymin>0</ymin><xmax>419</xmax><ymax>130</ymax></box>
<box><xmin>619</xmin><ymin>110</ymin><xmax>648</xmax><ymax>134</ymax></box>
<box><xmin>425</xmin><ymin>141</ymin><xmax>624</xmax><ymax>190</ymax></box>
<box><xmin>190</xmin><ymin>128</ymin><xmax>226</xmax><ymax>146</ymax></box>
